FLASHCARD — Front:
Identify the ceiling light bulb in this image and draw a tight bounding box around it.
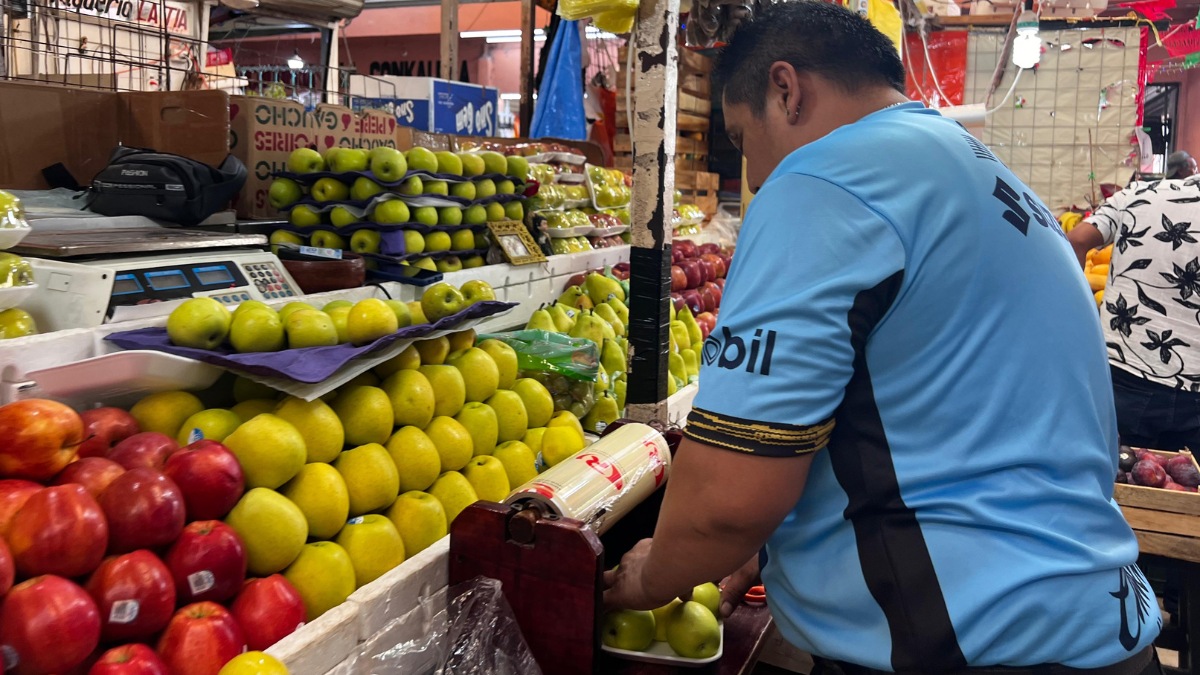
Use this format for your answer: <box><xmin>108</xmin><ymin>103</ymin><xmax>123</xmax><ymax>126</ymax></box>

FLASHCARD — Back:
<box><xmin>288</xmin><ymin>50</ymin><xmax>304</xmax><ymax>70</ymax></box>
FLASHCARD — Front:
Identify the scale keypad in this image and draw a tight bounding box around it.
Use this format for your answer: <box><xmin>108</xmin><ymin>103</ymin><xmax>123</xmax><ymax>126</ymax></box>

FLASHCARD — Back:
<box><xmin>245</xmin><ymin>263</ymin><xmax>296</xmax><ymax>300</ymax></box>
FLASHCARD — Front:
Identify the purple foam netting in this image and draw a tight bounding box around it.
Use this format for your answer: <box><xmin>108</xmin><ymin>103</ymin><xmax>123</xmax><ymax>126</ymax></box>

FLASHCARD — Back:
<box><xmin>104</xmin><ymin>301</ymin><xmax>516</xmax><ymax>384</ymax></box>
<box><xmin>282</xmin><ymin>191</ymin><xmax>527</xmax><ymax>213</ymax></box>
<box><xmin>273</xmin><ymin>169</ymin><xmax>518</xmax><ymax>187</ymax></box>
<box><xmin>281</xmin><ymin>222</ymin><xmax>490</xmax><ymax>235</ymax></box>
<box><xmin>362</xmin><ymin>247</ymin><xmax>490</xmax><ymax>264</ymax></box>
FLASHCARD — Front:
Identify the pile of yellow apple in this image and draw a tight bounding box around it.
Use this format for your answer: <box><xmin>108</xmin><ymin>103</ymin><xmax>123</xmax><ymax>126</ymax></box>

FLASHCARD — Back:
<box><xmin>586</xmin><ymin>165</ymin><xmax>632</xmax><ymax>208</ymax></box>
<box><xmin>165</xmin><ymin>281</ymin><xmax>495</xmax><ymax>353</ymax></box>
<box><xmin>603</xmin><ymin>582</ymin><xmax>722</xmax><ymax>660</ymax></box>
<box><xmin>269</xmin><ymin>146</ymin><xmax>531</xmax><ymax>272</ymax></box>
<box><xmin>128</xmin><ymin>321</ymin><xmax>591</xmax><ymax>624</ymax></box>
<box><xmin>1085</xmin><ymin>244</ymin><xmax>1113</xmax><ymax>307</ymax></box>
<box><xmin>525</xmin><ymin>272</ymin><xmax>628</xmax><ymax>431</ymax></box>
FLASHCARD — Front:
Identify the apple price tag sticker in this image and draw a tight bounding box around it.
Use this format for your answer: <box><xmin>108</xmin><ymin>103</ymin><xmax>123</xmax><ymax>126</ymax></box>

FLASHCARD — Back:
<box><xmin>2</xmin><ymin>644</ymin><xmax>18</xmax><ymax>670</ymax></box>
<box><xmin>188</xmin><ymin>570</ymin><xmax>216</xmax><ymax>596</ymax></box>
<box><xmin>347</xmin><ymin>517</ymin><xmax>365</xmax><ymax>525</ymax></box>
<box><xmin>534</xmin><ymin>452</ymin><xmax>547</xmax><ymax>474</ymax></box>
<box><xmin>595</xmin><ymin>421</ymin><xmax>608</xmax><ymax>434</ymax></box>
<box><xmin>187</xmin><ymin>428</ymin><xmax>204</xmax><ymax>444</ymax></box>
<box><xmin>110</xmin><ymin>599</ymin><xmax>140</xmax><ymax>624</ymax></box>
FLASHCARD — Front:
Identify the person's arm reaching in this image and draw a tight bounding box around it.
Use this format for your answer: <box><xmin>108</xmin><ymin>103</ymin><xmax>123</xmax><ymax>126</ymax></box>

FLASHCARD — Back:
<box><xmin>604</xmin><ymin>173</ymin><xmax>906</xmax><ymax>614</ymax></box>
<box><xmin>1068</xmin><ymin>187</ymin><xmax>1129</xmax><ymax>268</ymax></box>
<box><xmin>1067</xmin><ymin>223</ymin><xmax>1105</xmax><ymax>269</ymax></box>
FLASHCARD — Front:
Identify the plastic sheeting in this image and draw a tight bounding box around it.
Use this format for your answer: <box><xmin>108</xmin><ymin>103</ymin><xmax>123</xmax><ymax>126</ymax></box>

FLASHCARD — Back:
<box><xmin>531</xmin><ymin>21</ymin><xmax>588</xmax><ymax>140</ymax></box>
<box><xmin>905</xmin><ymin>31</ymin><xmax>968</xmax><ymax>107</ymax></box>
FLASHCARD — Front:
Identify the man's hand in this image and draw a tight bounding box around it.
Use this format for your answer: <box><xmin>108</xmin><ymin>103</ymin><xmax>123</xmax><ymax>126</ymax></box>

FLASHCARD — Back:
<box><xmin>603</xmin><ymin>539</ymin><xmax>664</xmax><ymax>611</ymax></box>
<box><xmin>718</xmin><ymin>555</ymin><xmax>761</xmax><ymax>618</ymax></box>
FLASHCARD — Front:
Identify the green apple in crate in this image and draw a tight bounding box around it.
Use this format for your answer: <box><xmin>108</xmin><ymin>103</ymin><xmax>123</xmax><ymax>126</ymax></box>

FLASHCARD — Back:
<box><xmin>399</xmin><ymin>176</ymin><xmax>423</xmax><ymax>195</ymax></box>
<box><xmin>370</xmin><ymin>147</ymin><xmax>408</xmax><ymax>181</ymax></box>
<box><xmin>269</xmin><ymin>178</ymin><xmax>303</xmax><ymax>209</ymax></box>
<box><xmin>290</xmin><ymin>205</ymin><xmax>322</xmax><ymax>228</ymax></box>
<box><xmin>459</xmin><ymin>153</ymin><xmax>486</xmax><ymax>177</ymax></box>
<box><xmin>167</xmin><ymin>297</ymin><xmax>231</xmax><ymax>349</ymax></box>
<box><xmin>435</xmin><ymin>151</ymin><xmax>463</xmax><ymax>176</ymax></box>
<box><xmin>423</xmin><ymin>180</ymin><xmax>449</xmax><ymax>196</ymax></box>
<box><xmin>406</xmin><ymin>147</ymin><xmax>439</xmax><ymax>173</ymax></box>
<box><xmin>436</xmin><ymin>256</ymin><xmax>463</xmax><ymax>273</ymax></box>
<box><xmin>311</xmin><ymin>230</ymin><xmax>346</xmax><ymax>250</ymax></box>
<box><xmin>311</xmin><ymin>178</ymin><xmax>349</xmax><ymax>202</ymax></box>
<box><xmin>350</xmin><ymin>230</ymin><xmax>381</xmax><ymax>254</ymax></box>
<box><xmin>287</xmin><ymin>147</ymin><xmax>325</xmax><ymax>174</ymax></box>
<box><xmin>475</xmin><ymin>178</ymin><xmax>497</xmax><ymax>198</ymax></box>
<box><xmin>450</xmin><ymin>181</ymin><xmax>476</xmax><ymax>200</ymax></box>
<box><xmin>351</xmin><ymin>177</ymin><xmax>385</xmax><ymax>201</ymax></box>
<box><xmin>415</xmin><ymin>207</ymin><xmax>439</xmax><ymax>227</ymax></box>
<box><xmin>375</xmin><ymin>200</ymin><xmax>411</xmax><ymax>224</ymax></box>
<box><xmin>424</xmin><ymin>231</ymin><xmax>452</xmax><ymax>252</ymax></box>
<box><xmin>329</xmin><ymin>206</ymin><xmax>360</xmax><ymax>227</ymax></box>
<box><xmin>329</xmin><ymin>148</ymin><xmax>368</xmax><ymax>173</ymax></box>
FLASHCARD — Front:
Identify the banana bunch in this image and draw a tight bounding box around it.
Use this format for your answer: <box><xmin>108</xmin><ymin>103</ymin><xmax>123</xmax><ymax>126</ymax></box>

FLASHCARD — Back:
<box><xmin>1059</xmin><ymin>211</ymin><xmax>1084</xmax><ymax>233</ymax></box>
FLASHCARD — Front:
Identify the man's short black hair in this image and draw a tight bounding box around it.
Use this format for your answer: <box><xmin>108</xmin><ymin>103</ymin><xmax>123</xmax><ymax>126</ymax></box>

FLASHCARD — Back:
<box><xmin>713</xmin><ymin>1</ymin><xmax>906</xmax><ymax>115</ymax></box>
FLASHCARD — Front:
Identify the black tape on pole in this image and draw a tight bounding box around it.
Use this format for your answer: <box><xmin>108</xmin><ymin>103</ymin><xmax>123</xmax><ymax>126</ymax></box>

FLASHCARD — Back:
<box><xmin>627</xmin><ymin>245</ymin><xmax>672</xmax><ymax>406</ymax></box>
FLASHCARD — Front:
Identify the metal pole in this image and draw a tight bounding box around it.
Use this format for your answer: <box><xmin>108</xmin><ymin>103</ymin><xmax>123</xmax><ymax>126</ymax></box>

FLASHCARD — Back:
<box><xmin>518</xmin><ymin>0</ymin><xmax>534</xmax><ymax>135</ymax></box>
<box><xmin>625</xmin><ymin>0</ymin><xmax>679</xmax><ymax>424</ymax></box>
<box><xmin>440</xmin><ymin>0</ymin><xmax>458</xmax><ymax>81</ymax></box>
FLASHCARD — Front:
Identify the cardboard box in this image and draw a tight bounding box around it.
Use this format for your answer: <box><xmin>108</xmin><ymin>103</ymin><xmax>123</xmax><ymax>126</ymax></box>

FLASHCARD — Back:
<box><xmin>229</xmin><ymin>96</ymin><xmax>400</xmax><ymax>220</ymax></box>
<box><xmin>0</xmin><ymin>82</ymin><xmax>230</xmax><ymax>190</ymax></box>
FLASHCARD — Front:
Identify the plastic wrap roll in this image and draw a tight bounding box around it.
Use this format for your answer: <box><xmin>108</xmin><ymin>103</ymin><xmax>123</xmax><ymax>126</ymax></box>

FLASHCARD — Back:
<box><xmin>504</xmin><ymin>422</ymin><xmax>671</xmax><ymax>534</ymax></box>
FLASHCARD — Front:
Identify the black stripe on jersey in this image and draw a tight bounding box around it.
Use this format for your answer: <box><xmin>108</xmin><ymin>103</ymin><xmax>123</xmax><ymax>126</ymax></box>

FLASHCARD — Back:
<box><xmin>683</xmin><ymin>407</ymin><xmax>834</xmax><ymax>456</ymax></box>
<box><xmin>826</xmin><ymin>269</ymin><xmax>968</xmax><ymax>674</ymax></box>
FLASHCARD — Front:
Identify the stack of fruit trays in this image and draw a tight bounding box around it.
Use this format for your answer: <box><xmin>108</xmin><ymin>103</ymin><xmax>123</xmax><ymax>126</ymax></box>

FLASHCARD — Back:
<box><xmin>0</xmin><ymin>285</ymin><xmax>600</xmax><ymax>675</ymax></box>
<box><xmin>0</xmin><ymin>191</ymin><xmax>38</xmax><ymax>340</ymax></box>
<box><xmin>267</xmin><ymin>146</ymin><xmax>532</xmax><ymax>275</ymax></box>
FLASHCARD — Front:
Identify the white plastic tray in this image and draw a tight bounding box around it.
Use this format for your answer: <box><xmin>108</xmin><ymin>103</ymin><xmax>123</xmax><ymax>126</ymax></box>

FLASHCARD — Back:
<box><xmin>554</xmin><ymin>174</ymin><xmax>587</xmax><ymax>184</ymax></box>
<box><xmin>601</xmin><ymin>622</ymin><xmax>723</xmax><ymax>667</ymax></box>
<box><xmin>28</xmin><ymin>350</ymin><xmax>224</xmax><ymax>409</ymax></box>
<box><xmin>0</xmin><ymin>283</ymin><xmax>38</xmax><ymax>311</ymax></box>
<box><xmin>589</xmin><ymin>224</ymin><xmax>628</xmax><ymax>237</ymax></box>
<box><xmin>0</xmin><ymin>227</ymin><xmax>31</xmax><ymax>250</ymax></box>
<box><xmin>546</xmin><ymin>226</ymin><xmax>593</xmax><ymax>238</ymax></box>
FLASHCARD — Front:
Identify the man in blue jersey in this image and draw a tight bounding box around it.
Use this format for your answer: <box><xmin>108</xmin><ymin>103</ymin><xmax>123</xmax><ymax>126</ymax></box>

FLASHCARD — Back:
<box><xmin>603</xmin><ymin>3</ymin><xmax>1160</xmax><ymax>673</ymax></box>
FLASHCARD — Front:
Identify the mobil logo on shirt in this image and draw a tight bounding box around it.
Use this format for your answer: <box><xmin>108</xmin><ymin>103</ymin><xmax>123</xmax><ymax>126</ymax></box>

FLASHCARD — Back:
<box><xmin>701</xmin><ymin>326</ymin><xmax>776</xmax><ymax>375</ymax></box>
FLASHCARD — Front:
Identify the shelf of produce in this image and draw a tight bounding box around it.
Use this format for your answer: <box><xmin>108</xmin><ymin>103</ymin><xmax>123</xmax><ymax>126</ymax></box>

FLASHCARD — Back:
<box><xmin>1116</xmin><ymin>450</ymin><xmax>1200</xmax><ymax>563</ymax></box>
<box><xmin>598</xmin><ymin>603</ymin><xmax>773</xmax><ymax>675</ymax></box>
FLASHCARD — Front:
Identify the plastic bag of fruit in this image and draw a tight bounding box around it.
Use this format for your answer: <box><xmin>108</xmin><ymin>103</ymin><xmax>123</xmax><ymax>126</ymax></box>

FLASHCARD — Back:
<box><xmin>478</xmin><ymin>329</ymin><xmax>600</xmax><ymax>417</ymax></box>
<box><xmin>338</xmin><ymin>576</ymin><xmax>542</xmax><ymax>675</ymax></box>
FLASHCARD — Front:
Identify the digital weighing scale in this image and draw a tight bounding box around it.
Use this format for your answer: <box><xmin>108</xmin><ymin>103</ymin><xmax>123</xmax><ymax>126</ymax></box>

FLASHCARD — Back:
<box><xmin>12</xmin><ymin>227</ymin><xmax>303</xmax><ymax>331</ymax></box>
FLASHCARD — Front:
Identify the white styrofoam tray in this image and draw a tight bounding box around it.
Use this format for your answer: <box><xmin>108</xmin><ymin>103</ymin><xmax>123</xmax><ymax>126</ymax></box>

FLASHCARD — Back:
<box><xmin>27</xmin><ymin>350</ymin><xmax>224</xmax><ymax>409</ymax></box>
<box><xmin>0</xmin><ymin>227</ymin><xmax>31</xmax><ymax>250</ymax></box>
<box><xmin>601</xmin><ymin>622</ymin><xmax>724</xmax><ymax>667</ymax></box>
<box><xmin>0</xmin><ymin>283</ymin><xmax>38</xmax><ymax>312</ymax></box>
<box><xmin>546</xmin><ymin>226</ymin><xmax>593</xmax><ymax>238</ymax></box>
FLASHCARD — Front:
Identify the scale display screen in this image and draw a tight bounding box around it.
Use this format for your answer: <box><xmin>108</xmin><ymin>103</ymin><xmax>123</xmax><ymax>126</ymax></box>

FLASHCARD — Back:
<box><xmin>145</xmin><ymin>270</ymin><xmax>189</xmax><ymax>291</ymax></box>
<box><xmin>111</xmin><ymin>275</ymin><xmax>143</xmax><ymax>296</ymax></box>
<box><xmin>194</xmin><ymin>265</ymin><xmax>234</xmax><ymax>285</ymax></box>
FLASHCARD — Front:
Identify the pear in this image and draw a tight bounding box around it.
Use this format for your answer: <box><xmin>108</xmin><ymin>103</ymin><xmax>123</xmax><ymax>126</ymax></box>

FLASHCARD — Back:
<box><xmin>382</xmin><ymin>369</ymin><xmax>436</xmax><ymax>428</ymax></box>
<box><xmin>429</xmin><ymin>471</ymin><xmax>479</xmax><ymax>525</ymax></box>
<box><xmin>225</xmin><ymin>488</ymin><xmax>308</xmax><ymax>575</ymax></box>
<box><xmin>679</xmin><ymin>305</ymin><xmax>703</xmax><ymax>348</ymax></box>
<box><xmin>331</xmin><ymin>386</ymin><xmax>394</xmax><ymax>446</ymax></box>
<box><xmin>569</xmin><ymin>311</ymin><xmax>606</xmax><ymax>350</ymax></box>
<box><xmin>386</xmin><ymin>491</ymin><xmax>447</xmax><ymax>557</ymax></box>
<box><xmin>584</xmin><ymin>391</ymin><xmax>620</xmax><ymax>434</ymax></box>
<box><xmin>455</xmin><ymin>402</ymin><xmax>499</xmax><ymax>456</ymax></box>
<box><xmin>335</xmin><ymin>514</ymin><xmax>406</xmax><ymax>587</ymax></box>
<box><xmin>375</xmin><ymin>344</ymin><xmax>421</xmax><ymax>379</ymax></box>
<box><xmin>558</xmin><ymin>286</ymin><xmax>588</xmax><ymax>308</ymax></box>
<box><xmin>283</xmin><ymin>542</ymin><xmax>356</xmax><ymax>621</ymax></box>
<box><xmin>598</xmin><ymin>318</ymin><xmax>616</xmax><ymax>342</ymax></box>
<box><xmin>665</xmin><ymin>601</ymin><xmax>721</xmax><ymax>659</ymax></box>
<box><xmin>419</xmin><ymin>364</ymin><xmax>467</xmax><ymax>418</ymax></box>
<box><xmin>593</xmin><ymin>303</ymin><xmax>625</xmax><ymax>337</ymax></box>
<box><xmin>669</xmin><ymin>301</ymin><xmax>677</xmax><ymax>322</ymax></box>
<box><xmin>546</xmin><ymin>410</ymin><xmax>585</xmax><ymax>443</ymax></box>
<box><xmin>425</xmin><ymin>416</ymin><xmax>474</xmax><ymax>472</ymax></box>
<box><xmin>651</xmin><ymin>599</ymin><xmax>682</xmax><ymax>641</ymax></box>
<box><xmin>486</xmin><ymin>390</ymin><xmax>529</xmax><ymax>442</ymax></box>
<box><xmin>478</xmin><ymin>339</ymin><xmax>518</xmax><ymax>390</ymax></box>
<box><xmin>670</xmin><ymin>320</ymin><xmax>692</xmax><ymax>350</ymax></box>
<box><xmin>595</xmin><ymin>363</ymin><xmax>610</xmax><ymax>393</ymax></box>
<box><xmin>681</xmin><ymin>348</ymin><xmax>699</xmax><ymax>381</ymax></box>
<box><xmin>512</xmin><ymin>378</ymin><xmax>554</xmax><ymax>428</ymax></box>
<box><xmin>415</xmin><ymin>336</ymin><xmax>451</xmax><ymax>365</ymax></box>
<box><xmin>280</xmin><ymin>463</ymin><xmax>350</xmax><ymax>540</ymax></box>
<box><xmin>386</xmin><ymin>425</ymin><xmax>443</xmax><ymax>492</ymax></box>
<box><xmin>602</xmin><ymin>339</ymin><xmax>627</xmax><ymax>376</ymax></box>
<box><xmin>606</xmin><ymin>297</ymin><xmax>630</xmax><ymax>326</ymax></box>
<box><xmin>614</xmin><ymin>372</ymin><xmax>627</xmax><ymax>411</ymax></box>
<box><xmin>334</xmin><ymin>443</ymin><xmax>401</xmax><ymax>516</ymax></box>
<box><xmin>447</xmin><ymin>348</ymin><xmax>499</xmax><ymax>403</ymax></box>
<box><xmin>223</xmin><ymin>414</ymin><xmax>307</xmax><ymax>489</ymax></box>
<box><xmin>668</xmin><ymin>373</ymin><xmax>678</xmax><ymax>396</ymax></box>
<box><xmin>462</xmin><ymin>455</ymin><xmax>511</xmax><ymax>502</ymax></box>
<box><xmin>584</xmin><ymin>273</ymin><xmax>625</xmax><ymax>305</ymax></box>
<box><xmin>546</xmin><ymin>304</ymin><xmax>575</xmax><ymax>332</ymax></box>
<box><xmin>525</xmin><ymin>308</ymin><xmax>557</xmax><ymax>332</ymax></box>
<box><xmin>669</xmin><ymin>352</ymin><xmax>687</xmax><ymax>385</ymax></box>
<box><xmin>521</xmin><ymin>427</ymin><xmax>547</xmax><ymax>457</ymax></box>
<box><xmin>274</xmin><ymin>396</ymin><xmax>345</xmax><ymax>464</ymax></box>
<box><xmin>492</xmin><ymin>441</ymin><xmax>538</xmax><ymax>488</ymax></box>
<box><xmin>541</xmin><ymin>426</ymin><xmax>586</xmax><ymax>467</ymax></box>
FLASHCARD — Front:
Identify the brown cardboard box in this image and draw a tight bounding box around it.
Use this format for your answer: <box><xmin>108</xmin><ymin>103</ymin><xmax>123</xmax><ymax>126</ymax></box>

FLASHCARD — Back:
<box><xmin>230</xmin><ymin>96</ymin><xmax>400</xmax><ymax>220</ymax></box>
<box><xmin>0</xmin><ymin>82</ymin><xmax>229</xmax><ymax>190</ymax></box>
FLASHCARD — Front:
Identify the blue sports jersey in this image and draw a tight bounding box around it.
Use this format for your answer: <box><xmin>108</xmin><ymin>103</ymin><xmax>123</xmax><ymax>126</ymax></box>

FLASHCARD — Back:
<box><xmin>684</xmin><ymin>103</ymin><xmax>1159</xmax><ymax>671</ymax></box>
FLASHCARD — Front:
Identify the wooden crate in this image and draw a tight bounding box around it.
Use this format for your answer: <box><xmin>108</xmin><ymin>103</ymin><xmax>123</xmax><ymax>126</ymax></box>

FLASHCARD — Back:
<box><xmin>617</xmin><ymin>46</ymin><xmax>713</xmax><ymax>76</ymax></box>
<box><xmin>1115</xmin><ymin>450</ymin><xmax>1200</xmax><ymax>563</ymax></box>
<box><xmin>614</xmin><ymin>88</ymin><xmax>711</xmax><ymax>117</ymax></box>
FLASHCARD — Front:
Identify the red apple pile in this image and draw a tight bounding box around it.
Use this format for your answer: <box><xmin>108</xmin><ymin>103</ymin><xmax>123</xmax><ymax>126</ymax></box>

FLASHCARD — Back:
<box><xmin>670</xmin><ymin>240</ymin><xmax>731</xmax><ymax>339</ymax></box>
<box><xmin>0</xmin><ymin>400</ymin><xmax>307</xmax><ymax>675</ymax></box>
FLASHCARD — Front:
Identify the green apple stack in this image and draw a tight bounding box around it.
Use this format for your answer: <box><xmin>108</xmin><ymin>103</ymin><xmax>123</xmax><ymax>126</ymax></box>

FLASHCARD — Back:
<box><xmin>0</xmin><ymin>192</ymin><xmax>39</xmax><ymax>340</ymax></box>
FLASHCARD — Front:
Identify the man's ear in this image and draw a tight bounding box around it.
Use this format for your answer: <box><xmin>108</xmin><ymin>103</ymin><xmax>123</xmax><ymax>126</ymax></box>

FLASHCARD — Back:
<box><xmin>769</xmin><ymin>62</ymin><xmax>802</xmax><ymax>124</ymax></box>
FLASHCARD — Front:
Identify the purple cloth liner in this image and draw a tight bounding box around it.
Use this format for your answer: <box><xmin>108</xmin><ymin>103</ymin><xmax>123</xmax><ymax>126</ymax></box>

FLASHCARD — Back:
<box><xmin>282</xmin><ymin>191</ymin><xmax>526</xmax><ymax>212</ymax></box>
<box><xmin>104</xmin><ymin>301</ymin><xmax>516</xmax><ymax>384</ymax></box>
<box><xmin>273</xmin><ymin>169</ymin><xmax>517</xmax><ymax>187</ymax></box>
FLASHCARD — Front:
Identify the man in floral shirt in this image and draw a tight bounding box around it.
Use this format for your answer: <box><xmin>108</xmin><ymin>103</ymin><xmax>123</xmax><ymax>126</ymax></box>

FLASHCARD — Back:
<box><xmin>1068</xmin><ymin>164</ymin><xmax>1200</xmax><ymax>450</ymax></box>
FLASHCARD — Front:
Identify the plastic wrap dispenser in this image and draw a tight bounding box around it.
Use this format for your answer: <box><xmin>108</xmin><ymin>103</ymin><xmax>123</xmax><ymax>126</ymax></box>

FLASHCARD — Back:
<box><xmin>448</xmin><ymin>420</ymin><xmax>684</xmax><ymax>675</ymax></box>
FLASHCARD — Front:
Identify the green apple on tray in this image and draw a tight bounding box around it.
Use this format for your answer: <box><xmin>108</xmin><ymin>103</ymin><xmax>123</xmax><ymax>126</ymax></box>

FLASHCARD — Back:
<box><xmin>602</xmin><ymin>582</ymin><xmax>723</xmax><ymax>661</ymax></box>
